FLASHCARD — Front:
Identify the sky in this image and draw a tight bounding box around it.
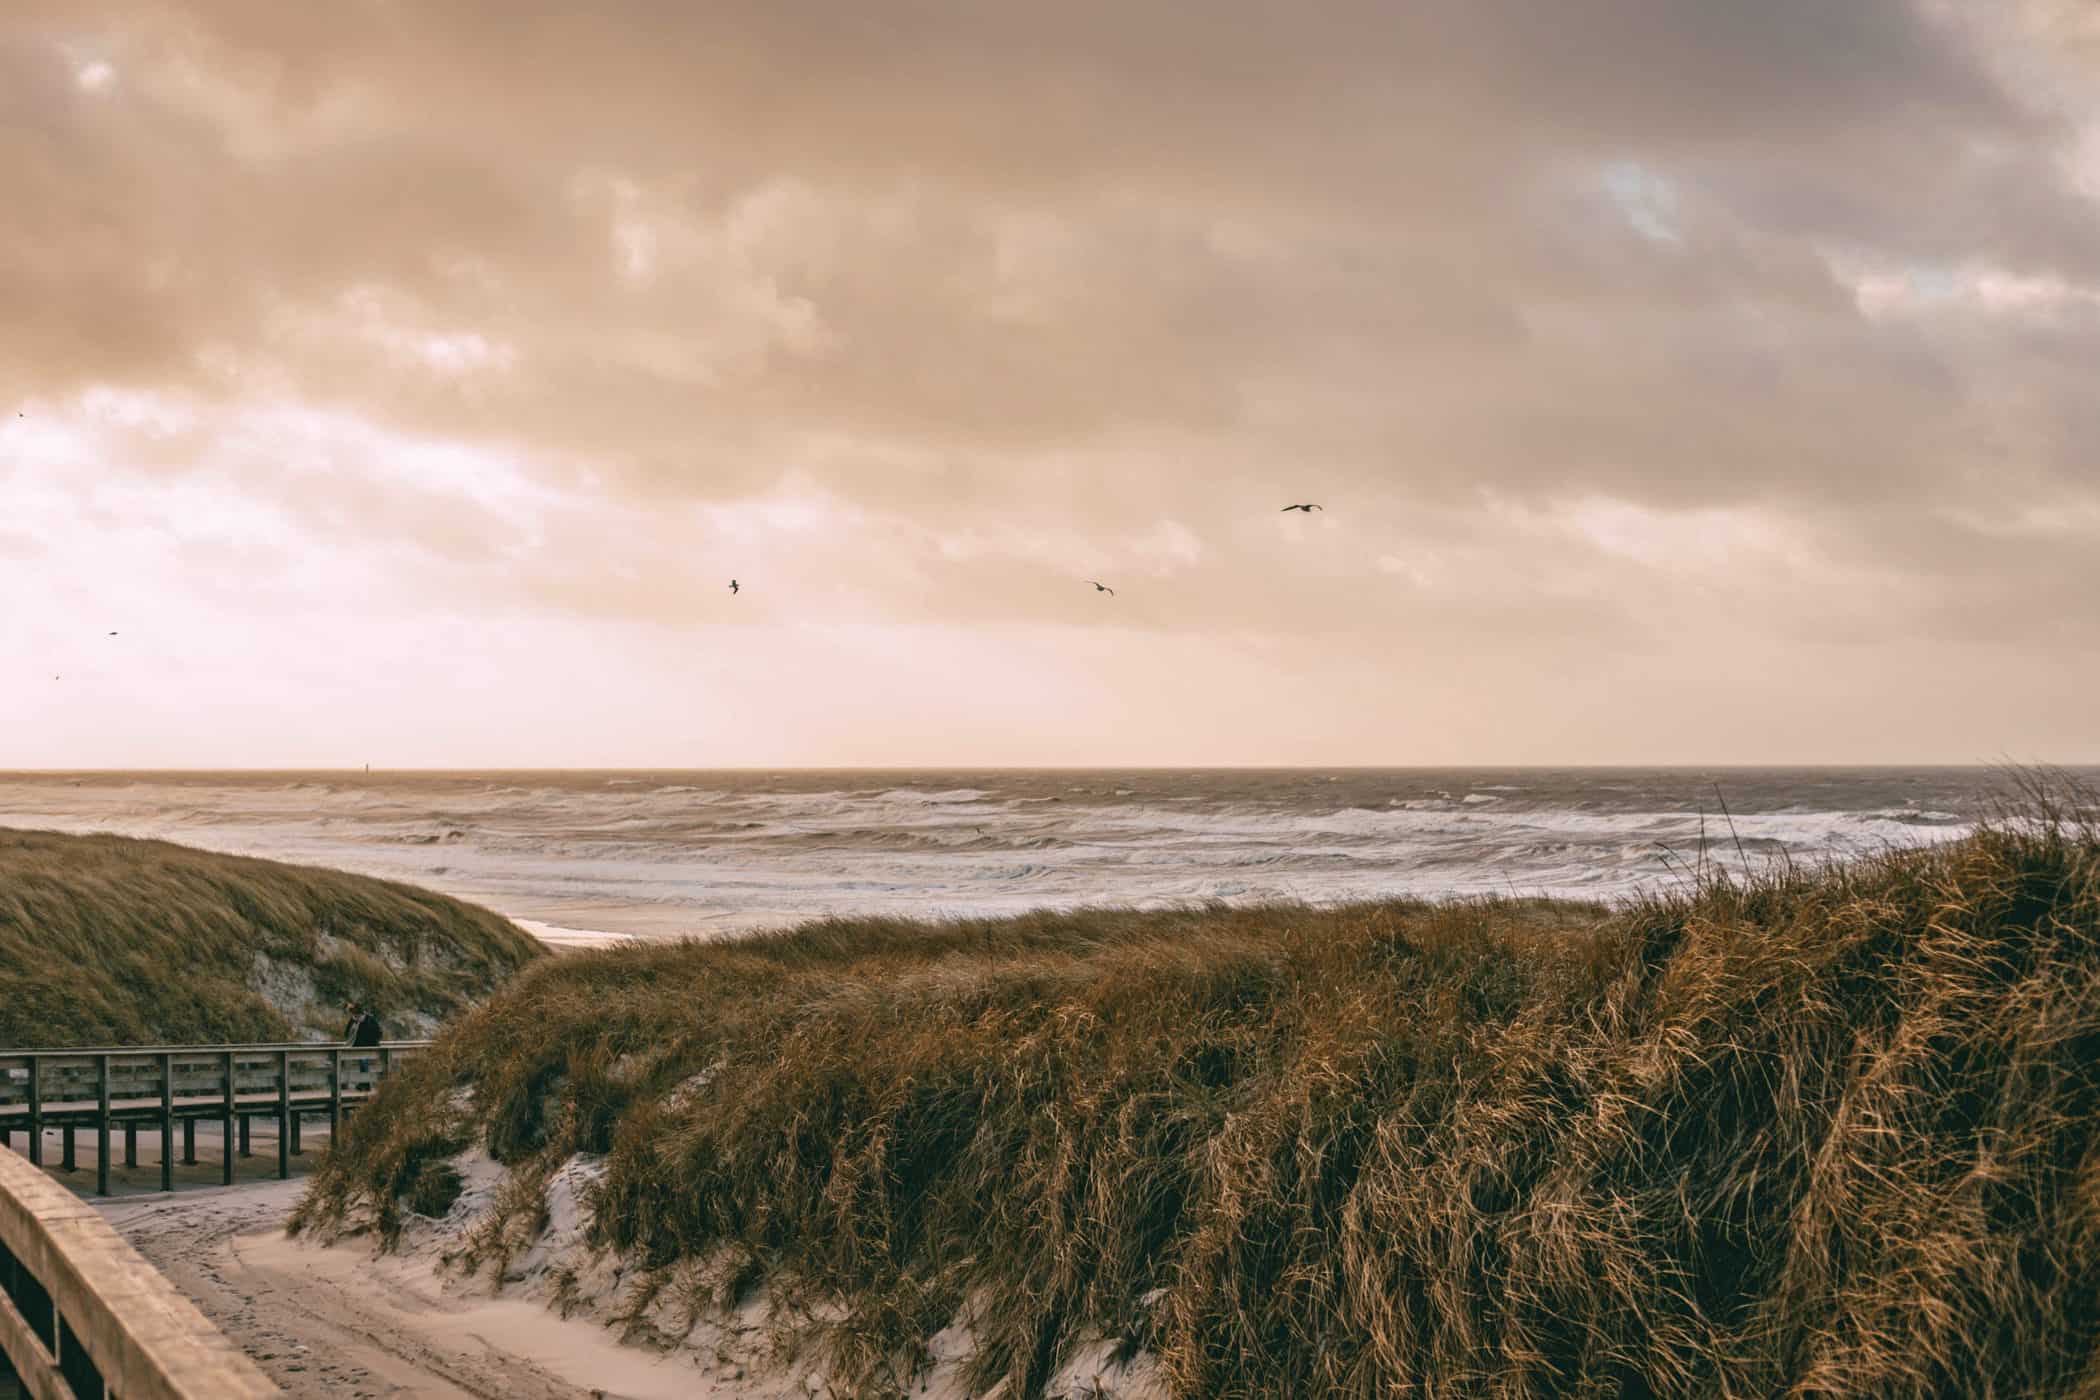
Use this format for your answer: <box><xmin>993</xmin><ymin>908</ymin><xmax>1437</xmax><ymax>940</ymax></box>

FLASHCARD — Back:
<box><xmin>4</xmin><ymin>0</ymin><xmax>2099</xmax><ymax>767</ymax></box>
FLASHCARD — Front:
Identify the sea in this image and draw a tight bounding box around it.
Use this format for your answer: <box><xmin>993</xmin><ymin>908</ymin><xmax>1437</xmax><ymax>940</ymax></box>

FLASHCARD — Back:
<box><xmin>0</xmin><ymin>768</ymin><xmax>2069</xmax><ymax>947</ymax></box>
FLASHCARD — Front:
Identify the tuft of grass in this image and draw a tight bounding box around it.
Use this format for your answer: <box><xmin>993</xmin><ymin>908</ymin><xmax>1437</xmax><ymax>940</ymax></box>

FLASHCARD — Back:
<box><xmin>406</xmin><ymin>1158</ymin><xmax>466</xmax><ymax>1219</ymax></box>
<box><xmin>298</xmin><ymin>810</ymin><xmax>2100</xmax><ymax>1397</ymax></box>
<box><xmin>0</xmin><ymin>827</ymin><xmax>543</xmax><ymax>1046</ymax></box>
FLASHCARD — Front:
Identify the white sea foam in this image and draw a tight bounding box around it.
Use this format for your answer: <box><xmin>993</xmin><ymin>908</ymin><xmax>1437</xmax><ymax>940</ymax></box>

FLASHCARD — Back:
<box><xmin>0</xmin><ymin>768</ymin><xmax>2048</xmax><ymax>945</ymax></box>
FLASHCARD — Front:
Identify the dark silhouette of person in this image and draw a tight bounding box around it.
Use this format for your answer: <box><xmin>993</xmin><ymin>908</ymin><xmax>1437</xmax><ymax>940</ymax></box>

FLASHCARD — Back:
<box><xmin>345</xmin><ymin>1000</ymin><xmax>383</xmax><ymax>1046</ymax></box>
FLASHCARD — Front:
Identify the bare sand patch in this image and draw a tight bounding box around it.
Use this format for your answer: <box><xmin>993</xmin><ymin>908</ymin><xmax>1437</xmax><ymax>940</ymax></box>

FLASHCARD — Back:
<box><xmin>99</xmin><ymin>1178</ymin><xmax>770</xmax><ymax>1399</ymax></box>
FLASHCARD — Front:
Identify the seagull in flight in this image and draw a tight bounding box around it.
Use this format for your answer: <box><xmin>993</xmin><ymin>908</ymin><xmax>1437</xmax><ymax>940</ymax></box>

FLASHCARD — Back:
<box><xmin>1086</xmin><ymin>580</ymin><xmax>1115</xmax><ymax>596</ymax></box>
<box><xmin>729</xmin><ymin>579</ymin><xmax>739</xmax><ymax>595</ymax></box>
<box><xmin>1280</xmin><ymin>503</ymin><xmax>1323</xmax><ymax>513</ymax></box>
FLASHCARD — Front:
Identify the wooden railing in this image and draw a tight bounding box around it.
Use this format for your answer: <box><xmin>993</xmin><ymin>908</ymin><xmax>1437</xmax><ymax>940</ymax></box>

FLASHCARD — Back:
<box><xmin>0</xmin><ymin>1142</ymin><xmax>276</xmax><ymax>1397</ymax></box>
<box><xmin>0</xmin><ymin>1043</ymin><xmax>430</xmax><ymax>1196</ymax></box>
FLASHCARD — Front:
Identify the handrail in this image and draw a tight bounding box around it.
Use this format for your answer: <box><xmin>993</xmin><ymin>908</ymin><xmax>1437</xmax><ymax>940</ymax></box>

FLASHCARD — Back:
<box><xmin>0</xmin><ymin>1144</ymin><xmax>276</xmax><ymax>1398</ymax></box>
<box><xmin>0</xmin><ymin>1040</ymin><xmax>435</xmax><ymax>1056</ymax></box>
<box><xmin>1</xmin><ymin>1043</ymin><xmax>433</xmax><ymax>1196</ymax></box>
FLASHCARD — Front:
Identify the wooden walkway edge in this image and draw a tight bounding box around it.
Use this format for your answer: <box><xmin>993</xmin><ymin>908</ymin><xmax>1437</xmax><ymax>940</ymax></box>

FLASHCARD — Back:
<box><xmin>0</xmin><ymin>1139</ymin><xmax>277</xmax><ymax>1398</ymax></box>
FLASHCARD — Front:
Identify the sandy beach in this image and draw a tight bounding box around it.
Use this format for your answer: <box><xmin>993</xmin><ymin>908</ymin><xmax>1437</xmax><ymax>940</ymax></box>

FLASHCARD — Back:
<box><xmin>98</xmin><ymin>1178</ymin><xmax>748</xmax><ymax>1400</ymax></box>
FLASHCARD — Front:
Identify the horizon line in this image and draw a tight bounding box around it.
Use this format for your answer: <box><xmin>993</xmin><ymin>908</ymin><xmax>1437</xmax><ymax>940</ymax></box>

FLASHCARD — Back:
<box><xmin>3</xmin><ymin>761</ymin><xmax>2092</xmax><ymax>775</ymax></box>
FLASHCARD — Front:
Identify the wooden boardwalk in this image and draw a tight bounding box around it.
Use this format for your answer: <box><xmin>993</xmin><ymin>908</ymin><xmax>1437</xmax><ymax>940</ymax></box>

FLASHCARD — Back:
<box><xmin>1</xmin><ymin>1123</ymin><xmax>278</xmax><ymax>1398</ymax></box>
<box><xmin>0</xmin><ymin>1043</ymin><xmax>429</xmax><ymax>1197</ymax></box>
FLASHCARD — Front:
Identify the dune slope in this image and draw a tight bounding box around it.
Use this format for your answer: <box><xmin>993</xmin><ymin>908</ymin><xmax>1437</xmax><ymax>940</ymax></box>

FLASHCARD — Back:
<box><xmin>299</xmin><ymin>814</ymin><xmax>2100</xmax><ymax>1397</ymax></box>
<box><xmin>0</xmin><ymin>826</ymin><xmax>543</xmax><ymax>1046</ymax></box>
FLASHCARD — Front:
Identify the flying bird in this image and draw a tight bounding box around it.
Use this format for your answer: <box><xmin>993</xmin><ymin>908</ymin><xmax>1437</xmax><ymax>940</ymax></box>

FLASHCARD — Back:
<box><xmin>107</xmin><ymin>631</ymin><xmax>118</xmax><ymax>636</ymax></box>
<box><xmin>1280</xmin><ymin>503</ymin><xmax>1323</xmax><ymax>512</ymax></box>
<box><xmin>1086</xmin><ymin>581</ymin><xmax>1115</xmax><ymax>596</ymax></box>
<box><xmin>729</xmin><ymin>579</ymin><xmax>739</xmax><ymax>595</ymax></box>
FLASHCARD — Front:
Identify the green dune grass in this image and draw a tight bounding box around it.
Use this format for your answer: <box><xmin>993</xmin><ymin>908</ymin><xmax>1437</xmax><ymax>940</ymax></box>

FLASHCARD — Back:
<box><xmin>298</xmin><ymin>807</ymin><xmax>2100</xmax><ymax>1397</ymax></box>
<box><xmin>0</xmin><ymin>827</ymin><xmax>543</xmax><ymax>1047</ymax></box>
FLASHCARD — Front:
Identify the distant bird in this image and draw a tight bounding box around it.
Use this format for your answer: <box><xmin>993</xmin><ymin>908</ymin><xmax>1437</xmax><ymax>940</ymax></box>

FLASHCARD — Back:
<box><xmin>1086</xmin><ymin>580</ymin><xmax>1115</xmax><ymax>596</ymax></box>
<box><xmin>107</xmin><ymin>631</ymin><xmax>118</xmax><ymax>637</ymax></box>
<box><xmin>1281</xmin><ymin>503</ymin><xmax>1323</xmax><ymax>513</ymax></box>
<box><xmin>729</xmin><ymin>579</ymin><xmax>739</xmax><ymax>595</ymax></box>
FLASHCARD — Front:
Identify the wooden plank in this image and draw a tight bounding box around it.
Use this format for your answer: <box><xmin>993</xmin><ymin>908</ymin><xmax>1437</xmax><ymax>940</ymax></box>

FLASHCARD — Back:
<box><xmin>0</xmin><ymin>1279</ymin><xmax>69</xmax><ymax>1400</ymax></box>
<box><xmin>0</xmin><ymin>1059</ymin><xmax>33</xmax><ymax>1111</ymax></box>
<box><xmin>156</xmin><ymin>1055</ymin><xmax>172</xmax><ymax>1196</ymax></box>
<box><xmin>27</xmin><ymin>1066</ymin><xmax>95</xmax><ymax>1091</ymax></box>
<box><xmin>219</xmin><ymin>1053</ymin><xmax>235</xmax><ymax>1188</ymax></box>
<box><xmin>0</xmin><ymin>1044</ymin><xmax>432</xmax><ymax>1199</ymax></box>
<box><xmin>26</xmin><ymin>1060</ymin><xmax>40</xmax><ymax>1169</ymax></box>
<box><xmin>274</xmin><ymin>1052</ymin><xmax>289</xmax><ymax>1182</ymax></box>
<box><xmin>0</xmin><ymin>1138</ymin><xmax>277</xmax><ymax>1398</ymax></box>
<box><xmin>2</xmin><ymin>1040</ymin><xmax>401</xmax><ymax>1055</ymax></box>
<box><xmin>93</xmin><ymin>1059</ymin><xmax>108</xmax><ymax>1200</ymax></box>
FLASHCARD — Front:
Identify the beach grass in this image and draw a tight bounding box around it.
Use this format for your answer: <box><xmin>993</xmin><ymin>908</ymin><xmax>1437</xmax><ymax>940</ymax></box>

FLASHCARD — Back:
<box><xmin>296</xmin><ymin>799</ymin><xmax>2100</xmax><ymax>1396</ymax></box>
<box><xmin>0</xmin><ymin>827</ymin><xmax>543</xmax><ymax>1047</ymax></box>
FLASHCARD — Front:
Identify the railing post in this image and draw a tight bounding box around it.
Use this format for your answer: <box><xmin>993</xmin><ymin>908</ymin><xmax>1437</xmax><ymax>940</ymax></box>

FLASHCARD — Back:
<box><xmin>95</xmin><ymin>1055</ymin><xmax>110</xmax><ymax>1198</ymax></box>
<box><xmin>275</xmin><ymin>1050</ymin><xmax>291</xmax><ymax>1181</ymax></box>
<box><xmin>1</xmin><ymin>1037</ymin><xmax>429</xmax><ymax>1199</ymax></box>
<box><xmin>221</xmin><ymin>1050</ymin><xmax>236</xmax><ymax>1186</ymax></box>
<box><xmin>158</xmin><ymin>1052</ymin><xmax>174</xmax><ymax>1194</ymax></box>
<box><xmin>25</xmin><ymin>1056</ymin><xmax>39</xmax><ymax>1167</ymax></box>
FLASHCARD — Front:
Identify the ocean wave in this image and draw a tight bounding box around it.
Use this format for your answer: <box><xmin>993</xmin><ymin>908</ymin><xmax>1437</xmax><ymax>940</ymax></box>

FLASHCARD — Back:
<box><xmin>873</xmin><ymin>787</ymin><xmax>994</xmax><ymax>804</ymax></box>
<box><xmin>0</xmin><ymin>769</ymin><xmax>2026</xmax><ymax>943</ymax></box>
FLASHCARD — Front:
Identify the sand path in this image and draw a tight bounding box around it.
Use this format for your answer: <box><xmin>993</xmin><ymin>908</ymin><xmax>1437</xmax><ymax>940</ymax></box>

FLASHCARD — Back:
<box><xmin>98</xmin><ymin>1181</ymin><xmax>741</xmax><ymax>1400</ymax></box>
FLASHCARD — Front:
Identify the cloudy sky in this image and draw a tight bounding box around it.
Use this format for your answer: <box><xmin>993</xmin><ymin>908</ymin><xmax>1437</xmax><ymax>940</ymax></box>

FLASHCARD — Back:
<box><xmin>4</xmin><ymin>0</ymin><xmax>2098</xmax><ymax>767</ymax></box>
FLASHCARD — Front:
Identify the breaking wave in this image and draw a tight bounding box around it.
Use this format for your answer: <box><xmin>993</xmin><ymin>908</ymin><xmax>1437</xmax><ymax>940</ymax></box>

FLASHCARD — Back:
<box><xmin>0</xmin><ymin>768</ymin><xmax>2053</xmax><ymax>943</ymax></box>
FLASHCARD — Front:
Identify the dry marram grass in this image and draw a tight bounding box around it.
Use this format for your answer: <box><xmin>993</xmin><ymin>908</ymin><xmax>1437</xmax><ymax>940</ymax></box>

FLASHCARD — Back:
<box><xmin>0</xmin><ymin>826</ymin><xmax>543</xmax><ymax>1046</ymax></box>
<box><xmin>297</xmin><ymin>809</ymin><xmax>2100</xmax><ymax>1397</ymax></box>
